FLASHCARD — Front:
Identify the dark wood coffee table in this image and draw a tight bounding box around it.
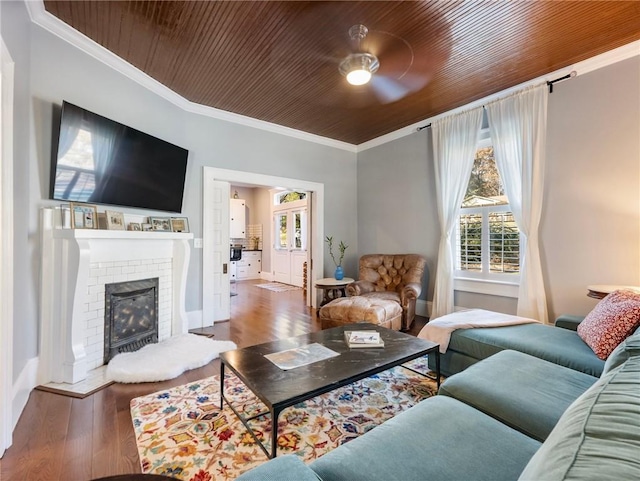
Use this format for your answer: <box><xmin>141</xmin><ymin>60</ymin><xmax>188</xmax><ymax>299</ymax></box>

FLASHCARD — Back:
<box><xmin>219</xmin><ymin>323</ymin><xmax>439</xmax><ymax>458</ymax></box>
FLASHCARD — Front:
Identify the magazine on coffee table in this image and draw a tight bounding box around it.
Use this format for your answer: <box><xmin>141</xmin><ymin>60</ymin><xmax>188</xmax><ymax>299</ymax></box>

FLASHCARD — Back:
<box><xmin>264</xmin><ymin>343</ymin><xmax>340</xmax><ymax>370</ymax></box>
<box><xmin>344</xmin><ymin>330</ymin><xmax>385</xmax><ymax>348</ymax></box>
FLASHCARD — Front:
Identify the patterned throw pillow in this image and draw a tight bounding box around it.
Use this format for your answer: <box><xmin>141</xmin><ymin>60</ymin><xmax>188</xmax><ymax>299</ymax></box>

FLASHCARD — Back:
<box><xmin>577</xmin><ymin>290</ymin><xmax>640</xmax><ymax>360</ymax></box>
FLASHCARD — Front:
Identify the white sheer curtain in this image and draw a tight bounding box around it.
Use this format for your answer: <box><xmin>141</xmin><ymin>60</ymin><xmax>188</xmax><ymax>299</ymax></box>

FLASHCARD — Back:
<box><xmin>431</xmin><ymin>107</ymin><xmax>484</xmax><ymax>319</ymax></box>
<box><xmin>486</xmin><ymin>84</ymin><xmax>549</xmax><ymax>323</ymax></box>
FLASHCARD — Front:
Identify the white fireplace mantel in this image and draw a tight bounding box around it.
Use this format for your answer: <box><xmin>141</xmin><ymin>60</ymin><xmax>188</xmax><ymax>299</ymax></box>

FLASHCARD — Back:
<box><xmin>39</xmin><ymin>208</ymin><xmax>193</xmax><ymax>385</ymax></box>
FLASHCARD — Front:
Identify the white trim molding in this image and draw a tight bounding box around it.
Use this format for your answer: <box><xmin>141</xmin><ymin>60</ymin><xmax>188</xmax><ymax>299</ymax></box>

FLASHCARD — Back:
<box><xmin>25</xmin><ymin>1</ymin><xmax>356</xmax><ymax>153</ymax></box>
<box><xmin>26</xmin><ymin>2</ymin><xmax>638</xmax><ymax>153</ymax></box>
<box><xmin>11</xmin><ymin>358</ymin><xmax>38</xmax><ymax>433</ymax></box>
<box><xmin>202</xmin><ymin>168</ymin><xmax>324</xmax><ymax>325</ymax></box>
<box><xmin>454</xmin><ymin>277</ymin><xmax>519</xmax><ymax>299</ymax></box>
<box><xmin>358</xmin><ymin>40</ymin><xmax>640</xmax><ymax>152</ymax></box>
<box><xmin>0</xmin><ymin>36</ymin><xmax>15</xmax><ymax>456</ymax></box>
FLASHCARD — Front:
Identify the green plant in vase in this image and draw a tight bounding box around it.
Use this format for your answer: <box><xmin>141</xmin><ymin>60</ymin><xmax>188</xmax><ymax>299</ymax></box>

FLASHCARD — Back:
<box><xmin>325</xmin><ymin>236</ymin><xmax>348</xmax><ymax>280</ymax></box>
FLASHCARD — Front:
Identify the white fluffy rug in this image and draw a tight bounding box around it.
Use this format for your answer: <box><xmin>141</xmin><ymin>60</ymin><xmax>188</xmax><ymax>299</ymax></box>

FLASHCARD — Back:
<box><xmin>106</xmin><ymin>334</ymin><xmax>237</xmax><ymax>383</ymax></box>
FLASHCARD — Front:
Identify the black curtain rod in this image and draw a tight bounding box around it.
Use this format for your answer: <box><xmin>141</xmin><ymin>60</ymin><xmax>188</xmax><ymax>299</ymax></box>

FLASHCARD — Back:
<box><xmin>547</xmin><ymin>70</ymin><xmax>577</xmax><ymax>93</ymax></box>
<box><xmin>417</xmin><ymin>71</ymin><xmax>577</xmax><ymax>131</ymax></box>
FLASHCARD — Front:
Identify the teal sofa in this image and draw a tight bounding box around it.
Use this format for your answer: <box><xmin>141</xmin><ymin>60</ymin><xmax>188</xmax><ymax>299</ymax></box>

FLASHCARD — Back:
<box><xmin>236</xmin><ymin>326</ymin><xmax>640</xmax><ymax>481</ymax></box>
<box><xmin>429</xmin><ymin>314</ymin><xmax>606</xmax><ymax>377</ymax></box>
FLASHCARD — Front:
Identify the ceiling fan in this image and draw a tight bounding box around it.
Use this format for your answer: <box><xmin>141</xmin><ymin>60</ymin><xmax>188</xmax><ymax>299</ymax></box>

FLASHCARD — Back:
<box><xmin>268</xmin><ymin>3</ymin><xmax>451</xmax><ymax>110</ymax></box>
<box><xmin>332</xmin><ymin>23</ymin><xmax>433</xmax><ymax>104</ymax></box>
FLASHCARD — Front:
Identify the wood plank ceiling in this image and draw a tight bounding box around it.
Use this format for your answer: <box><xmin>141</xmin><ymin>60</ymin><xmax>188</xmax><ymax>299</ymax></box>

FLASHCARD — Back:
<box><xmin>44</xmin><ymin>1</ymin><xmax>640</xmax><ymax>145</ymax></box>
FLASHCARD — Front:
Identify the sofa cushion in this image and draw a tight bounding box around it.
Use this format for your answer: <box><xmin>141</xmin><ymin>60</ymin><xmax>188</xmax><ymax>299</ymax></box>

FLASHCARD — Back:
<box><xmin>601</xmin><ymin>328</ymin><xmax>640</xmax><ymax>376</ymax></box>
<box><xmin>577</xmin><ymin>289</ymin><xmax>640</xmax><ymax>360</ymax></box>
<box><xmin>310</xmin><ymin>396</ymin><xmax>541</xmax><ymax>481</ymax></box>
<box><xmin>235</xmin><ymin>454</ymin><xmax>322</xmax><ymax>481</ymax></box>
<box><xmin>518</xmin><ymin>352</ymin><xmax>640</xmax><ymax>481</ymax></box>
<box><xmin>448</xmin><ymin>323</ymin><xmax>605</xmax><ymax>376</ymax></box>
<box><xmin>439</xmin><ymin>350</ymin><xmax>597</xmax><ymax>441</ymax></box>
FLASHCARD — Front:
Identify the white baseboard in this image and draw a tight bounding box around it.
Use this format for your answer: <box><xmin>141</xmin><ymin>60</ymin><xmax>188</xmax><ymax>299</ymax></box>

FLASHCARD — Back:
<box><xmin>12</xmin><ymin>357</ymin><xmax>38</xmax><ymax>430</ymax></box>
<box><xmin>416</xmin><ymin>299</ymin><xmax>432</xmax><ymax>318</ymax></box>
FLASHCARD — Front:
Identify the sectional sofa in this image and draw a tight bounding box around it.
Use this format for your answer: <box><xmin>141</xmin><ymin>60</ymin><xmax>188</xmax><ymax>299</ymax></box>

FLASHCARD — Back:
<box><xmin>427</xmin><ymin>314</ymin><xmax>605</xmax><ymax>377</ymax></box>
<box><xmin>236</xmin><ymin>317</ymin><xmax>640</xmax><ymax>480</ymax></box>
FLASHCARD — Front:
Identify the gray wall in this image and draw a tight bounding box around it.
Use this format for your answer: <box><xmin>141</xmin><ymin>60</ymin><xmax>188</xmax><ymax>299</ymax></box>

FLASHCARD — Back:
<box><xmin>2</xmin><ymin>1</ymin><xmax>35</xmax><ymax>380</ymax></box>
<box><xmin>358</xmin><ymin>56</ymin><xmax>640</xmax><ymax>320</ymax></box>
<box><xmin>356</xmin><ymin>130</ymin><xmax>439</xmax><ymax>300</ymax></box>
<box><xmin>6</xmin><ymin>5</ymin><xmax>357</xmax><ymax>384</ymax></box>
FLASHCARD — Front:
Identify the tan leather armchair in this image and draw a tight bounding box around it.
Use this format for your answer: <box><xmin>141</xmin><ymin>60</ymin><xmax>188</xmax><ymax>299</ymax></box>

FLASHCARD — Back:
<box><xmin>346</xmin><ymin>254</ymin><xmax>427</xmax><ymax>330</ymax></box>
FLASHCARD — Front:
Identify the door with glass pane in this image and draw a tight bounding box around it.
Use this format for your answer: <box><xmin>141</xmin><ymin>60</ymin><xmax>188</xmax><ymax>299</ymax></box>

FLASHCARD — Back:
<box><xmin>273</xmin><ymin>208</ymin><xmax>307</xmax><ymax>286</ymax></box>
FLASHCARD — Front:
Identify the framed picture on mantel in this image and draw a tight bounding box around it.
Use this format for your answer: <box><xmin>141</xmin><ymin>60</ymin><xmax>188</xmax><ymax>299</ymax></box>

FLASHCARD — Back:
<box><xmin>105</xmin><ymin>210</ymin><xmax>125</xmax><ymax>230</ymax></box>
<box><xmin>69</xmin><ymin>202</ymin><xmax>98</xmax><ymax>229</ymax></box>
<box><xmin>170</xmin><ymin>217</ymin><xmax>189</xmax><ymax>233</ymax></box>
<box><xmin>149</xmin><ymin>217</ymin><xmax>171</xmax><ymax>232</ymax></box>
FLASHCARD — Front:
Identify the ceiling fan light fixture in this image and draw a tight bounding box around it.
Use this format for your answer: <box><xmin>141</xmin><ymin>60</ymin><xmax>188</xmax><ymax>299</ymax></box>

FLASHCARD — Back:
<box><xmin>339</xmin><ymin>53</ymin><xmax>380</xmax><ymax>86</ymax></box>
<box><xmin>346</xmin><ymin>69</ymin><xmax>372</xmax><ymax>86</ymax></box>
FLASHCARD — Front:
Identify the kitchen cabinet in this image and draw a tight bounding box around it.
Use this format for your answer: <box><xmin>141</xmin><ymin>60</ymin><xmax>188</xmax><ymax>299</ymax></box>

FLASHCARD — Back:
<box><xmin>230</xmin><ymin>199</ymin><xmax>246</xmax><ymax>238</ymax></box>
<box><xmin>230</xmin><ymin>261</ymin><xmax>237</xmax><ymax>281</ymax></box>
<box><xmin>237</xmin><ymin>251</ymin><xmax>261</xmax><ymax>280</ymax></box>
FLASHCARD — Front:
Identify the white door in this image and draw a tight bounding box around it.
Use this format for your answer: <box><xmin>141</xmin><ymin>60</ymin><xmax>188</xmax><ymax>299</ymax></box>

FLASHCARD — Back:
<box><xmin>207</xmin><ymin>180</ymin><xmax>230</xmax><ymax>323</ymax></box>
<box><xmin>272</xmin><ymin>207</ymin><xmax>307</xmax><ymax>287</ymax></box>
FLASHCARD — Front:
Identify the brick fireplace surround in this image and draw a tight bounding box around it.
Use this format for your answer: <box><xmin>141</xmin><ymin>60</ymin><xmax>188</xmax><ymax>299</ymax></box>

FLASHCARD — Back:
<box><xmin>39</xmin><ymin>208</ymin><xmax>193</xmax><ymax>385</ymax></box>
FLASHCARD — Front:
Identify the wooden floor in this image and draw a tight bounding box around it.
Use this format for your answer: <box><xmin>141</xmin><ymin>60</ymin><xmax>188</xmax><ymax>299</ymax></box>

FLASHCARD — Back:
<box><xmin>0</xmin><ymin>280</ymin><xmax>427</xmax><ymax>480</ymax></box>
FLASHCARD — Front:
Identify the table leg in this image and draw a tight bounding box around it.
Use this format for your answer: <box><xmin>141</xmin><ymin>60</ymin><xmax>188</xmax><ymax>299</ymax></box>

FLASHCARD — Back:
<box><xmin>435</xmin><ymin>350</ymin><xmax>441</xmax><ymax>390</ymax></box>
<box><xmin>271</xmin><ymin>407</ymin><xmax>282</xmax><ymax>458</ymax></box>
<box><xmin>321</xmin><ymin>289</ymin><xmax>331</xmax><ymax>306</ymax></box>
<box><xmin>220</xmin><ymin>363</ymin><xmax>225</xmax><ymax>409</ymax></box>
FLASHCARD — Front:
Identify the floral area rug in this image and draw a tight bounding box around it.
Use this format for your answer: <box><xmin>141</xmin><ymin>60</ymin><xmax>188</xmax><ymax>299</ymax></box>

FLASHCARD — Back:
<box><xmin>130</xmin><ymin>358</ymin><xmax>436</xmax><ymax>481</ymax></box>
<box><xmin>254</xmin><ymin>282</ymin><xmax>302</xmax><ymax>292</ymax></box>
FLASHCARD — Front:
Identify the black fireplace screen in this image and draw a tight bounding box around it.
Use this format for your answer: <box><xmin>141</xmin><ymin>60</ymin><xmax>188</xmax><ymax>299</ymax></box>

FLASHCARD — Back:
<box><xmin>104</xmin><ymin>277</ymin><xmax>159</xmax><ymax>364</ymax></box>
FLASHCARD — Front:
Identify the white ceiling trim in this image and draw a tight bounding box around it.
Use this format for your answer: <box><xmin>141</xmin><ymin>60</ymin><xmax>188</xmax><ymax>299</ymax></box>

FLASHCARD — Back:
<box><xmin>25</xmin><ymin>1</ymin><xmax>639</xmax><ymax>154</ymax></box>
<box><xmin>358</xmin><ymin>40</ymin><xmax>640</xmax><ymax>152</ymax></box>
<box><xmin>26</xmin><ymin>1</ymin><xmax>357</xmax><ymax>153</ymax></box>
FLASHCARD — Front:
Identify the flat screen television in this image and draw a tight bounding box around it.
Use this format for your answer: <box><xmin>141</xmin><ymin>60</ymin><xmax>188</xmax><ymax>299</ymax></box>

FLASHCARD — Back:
<box><xmin>50</xmin><ymin>101</ymin><xmax>189</xmax><ymax>213</ymax></box>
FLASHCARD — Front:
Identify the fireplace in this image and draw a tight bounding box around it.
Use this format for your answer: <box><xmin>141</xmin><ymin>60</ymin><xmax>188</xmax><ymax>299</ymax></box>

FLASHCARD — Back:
<box><xmin>104</xmin><ymin>278</ymin><xmax>159</xmax><ymax>363</ymax></box>
<box><xmin>39</xmin><ymin>207</ymin><xmax>193</xmax><ymax>385</ymax></box>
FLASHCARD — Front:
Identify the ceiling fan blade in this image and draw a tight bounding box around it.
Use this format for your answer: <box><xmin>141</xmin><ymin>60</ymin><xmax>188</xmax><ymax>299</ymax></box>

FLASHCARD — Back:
<box><xmin>370</xmin><ymin>76</ymin><xmax>410</xmax><ymax>103</ymax></box>
<box><xmin>370</xmin><ymin>72</ymin><xmax>432</xmax><ymax>104</ymax></box>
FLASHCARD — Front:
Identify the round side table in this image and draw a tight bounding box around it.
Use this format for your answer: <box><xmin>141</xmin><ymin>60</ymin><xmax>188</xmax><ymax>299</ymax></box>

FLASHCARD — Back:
<box><xmin>315</xmin><ymin>277</ymin><xmax>354</xmax><ymax>306</ymax></box>
<box><xmin>587</xmin><ymin>284</ymin><xmax>640</xmax><ymax>299</ymax></box>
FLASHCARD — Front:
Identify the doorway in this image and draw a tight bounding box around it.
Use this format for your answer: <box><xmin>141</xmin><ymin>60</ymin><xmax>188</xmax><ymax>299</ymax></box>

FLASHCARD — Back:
<box><xmin>202</xmin><ymin>167</ymin><xmax>324</xmax><ymax>327</ymax></box>
<box><xmin>0</xmin><ymin>38</ymin><xmax>15</xmax><ymax>455</ymax></box>
<box><xmin>272</xmin><ymin>191</ymin><xmax>308</xmax><ymax>287</ymax></box>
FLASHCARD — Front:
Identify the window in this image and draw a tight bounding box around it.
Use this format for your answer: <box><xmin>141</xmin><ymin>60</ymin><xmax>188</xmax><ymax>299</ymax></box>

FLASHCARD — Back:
<box><xmin>454</xmin><ymin>133</ymin><xmax>520</xmax><ymax>295</ymax></box>
<box><xmin>275</xmin><ymin>191</ymin><xmax>306</xmax><ymax>205</ymax></box>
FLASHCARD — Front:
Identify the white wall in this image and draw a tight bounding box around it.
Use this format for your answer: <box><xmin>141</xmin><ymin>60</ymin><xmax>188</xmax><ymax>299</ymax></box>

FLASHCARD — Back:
<box><xmin>358</xmin><ymin>56</ymin><xmax>640</xmax><ymax>321</ymax></box>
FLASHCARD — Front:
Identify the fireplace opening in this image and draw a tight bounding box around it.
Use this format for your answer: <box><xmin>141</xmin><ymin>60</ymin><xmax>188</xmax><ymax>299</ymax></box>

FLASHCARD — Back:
<box><xmin>104</xmin><ymin>278</ymin><xmax>159</xmax><ymax>364</ymax></box>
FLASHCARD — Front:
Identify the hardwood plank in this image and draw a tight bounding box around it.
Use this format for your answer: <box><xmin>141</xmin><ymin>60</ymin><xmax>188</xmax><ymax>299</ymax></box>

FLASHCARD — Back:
<box><xmin>1</xmin><ymin>279</ymin><xmax>428</xmax><ymax>480</ymax></box>
<box><xmin>21</xmin><ymin>392</ymin><xmax>72</xmax><ymax>480</ymax></box>
<box><xmin>57</xmin><ymin>397</ymin><xmax>94</xmax><ymax>480</ymax></box>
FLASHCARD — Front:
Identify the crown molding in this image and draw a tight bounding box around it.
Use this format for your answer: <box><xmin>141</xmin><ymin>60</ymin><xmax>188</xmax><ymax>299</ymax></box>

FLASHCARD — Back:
<box><xmin>25</xmin><ymin>1</ymin><xmax>638</xmax><ymax>153</ymax></box>
<box><xmin>25</xmin><ymin>1</ymin><xmax>357</xmax><ymax>153</ymax></box>
<box><xmin>357</xmin><ymin>40</ymin><xmax>640</xmax><ymax>152</ymax></box>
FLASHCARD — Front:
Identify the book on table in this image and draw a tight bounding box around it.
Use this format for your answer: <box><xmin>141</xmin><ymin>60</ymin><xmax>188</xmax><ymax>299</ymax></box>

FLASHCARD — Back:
<box><xmin>344</xmin><ymin>330</ymin><xmax>385</xmax><ymax>348</ymax></box>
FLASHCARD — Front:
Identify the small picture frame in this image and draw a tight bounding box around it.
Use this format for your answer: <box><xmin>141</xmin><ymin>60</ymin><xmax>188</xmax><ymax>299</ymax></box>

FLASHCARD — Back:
<box><xmin>128</xmin><ymin>222</ymin><xmax>142</xmax><ymax>231</ymax></box>
<box><xmin>149</xmin><ymin>217</ymin><xmax>171</xmax><ymax>232</ymax></box>
<box><xmin>141</xmin><ymin>223</ymin><xmax>153</xmax><ymax>232</ymax></box>
<box><xmin>69</xmin><ymin>202</ymin><xmax>98</xmax><ymax>229</ymax></box>
<box><xmin>170</xmin><ymin>217</ymin><xmax>190</xmax><ymax>233</ymax></box>
<box><xmin>105</xmin><ymin>210</ymin><xmax>125</xmax><ymax>230</ymax></box>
